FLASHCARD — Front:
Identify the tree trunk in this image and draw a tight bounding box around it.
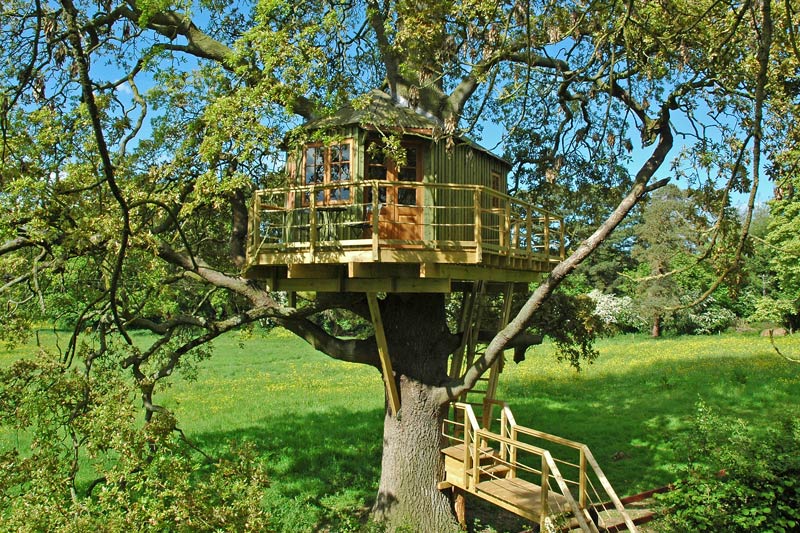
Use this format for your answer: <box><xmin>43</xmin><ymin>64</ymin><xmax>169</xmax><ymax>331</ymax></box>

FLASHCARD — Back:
<box><xmin>371</xmin><ymin>293</ymin><xmax>459</xmax><ymax>532</ymax></box>
<box><xmin>651</xmin><ymin>314</ymin><xmax>661</xmax><ymax>338</ymax></box>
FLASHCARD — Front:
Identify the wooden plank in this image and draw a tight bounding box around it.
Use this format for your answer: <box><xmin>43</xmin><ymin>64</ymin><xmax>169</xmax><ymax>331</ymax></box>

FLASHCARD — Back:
<box><xmin>366</xmin><ymin>293</ymin><xmax>401</xmax><ymax>416</ymax></box>
<box><xmin>348</xmin><ymin>262</ymin><xmax>420</xmax><ymax>279</ymax></box>
<box><xmin>272</xmin><ymin>277</ymin><xmax>450</xmax><ymax>294</ymax></box>
<box><xmin>287</xmin><ymin>264</ymin><xmax>344</xmax><ymax>279</ymax></box>
<box><xmin>473</xmin><ymin>478</ymin><xmax>571</xmax><ymax>523</ymax></box>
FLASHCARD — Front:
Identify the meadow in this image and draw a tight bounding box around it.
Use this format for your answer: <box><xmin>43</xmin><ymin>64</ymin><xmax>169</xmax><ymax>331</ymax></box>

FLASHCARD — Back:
<box><xmin>2</xmin><ymin>329</ymin><xmax>799</xmax><ymax>531</ymax></box>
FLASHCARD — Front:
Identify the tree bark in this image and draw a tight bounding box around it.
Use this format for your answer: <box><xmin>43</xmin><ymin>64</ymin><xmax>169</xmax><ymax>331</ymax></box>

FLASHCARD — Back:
<box><xmin>370</xmin><ymin>293</ymin><xmax>459</xmax><ymax>532</ymax></box>
<box><xmin>651</xmin><ymin>314</ymin><xmax>661</xmax><ymax>338</ymax></box>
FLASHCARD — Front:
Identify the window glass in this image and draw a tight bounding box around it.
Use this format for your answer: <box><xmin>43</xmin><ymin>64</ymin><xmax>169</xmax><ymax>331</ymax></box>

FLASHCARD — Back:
<box><xmin>302</xmin><ymin>142</ymin><xmax>352</xmax><ymax>205</ymax></box>
<box><xmin>397</xmin><ymin>147</ymin><xmax>418</xmax><ymax>205</ymax></box>
<box><xmin>330</xmin><ymin>143</ymin><xmax>351</xmax><ymax>202</ymax></box>
<box><xmin>305</xmin><ymin>146</ymin><xmax>324</xmax><ymax>185</ymax></box>
<box><xmin>365</xmin><ymin>144</ymin><xmax>387</xmax><ymax>203</ymax></box>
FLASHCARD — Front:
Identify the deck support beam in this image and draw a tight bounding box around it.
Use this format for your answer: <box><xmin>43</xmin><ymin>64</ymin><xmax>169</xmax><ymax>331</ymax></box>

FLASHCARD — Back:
<box><xmin>366</xmin><ymin>292</ymin><xmax>401</xmax><ymax>416</ymax></box>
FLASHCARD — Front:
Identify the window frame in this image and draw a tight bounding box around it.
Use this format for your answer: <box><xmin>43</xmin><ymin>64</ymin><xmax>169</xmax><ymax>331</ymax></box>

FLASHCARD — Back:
<box><xmin>364</xmin><ymin>141</ymin><xmax>423</xmax><ymax>206</ymax></box>
<box><xmin>300</xmin><ymin>140</ymin><xmax>354</xmax><ymax>206</ymax></box>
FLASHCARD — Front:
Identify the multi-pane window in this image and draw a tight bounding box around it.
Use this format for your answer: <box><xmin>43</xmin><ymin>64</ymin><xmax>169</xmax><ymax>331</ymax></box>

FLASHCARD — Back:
<box><xmin>302</xmin><ymin>142</ymin><xmax>352</xmax><ymax>205</ymax></box>
<box><xmin>397</xmin><ymin>147</ymin><xmax>419</xmax><ymax>206</ymax></box>
<box><xmin>364</xmin><ymin>142</ymin><xmax>420</xmax><ymax>206</ymax></box>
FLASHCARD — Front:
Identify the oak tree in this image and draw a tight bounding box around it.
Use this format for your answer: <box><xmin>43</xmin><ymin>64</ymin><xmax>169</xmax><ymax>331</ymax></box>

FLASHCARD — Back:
<box><xmin>1</xmin><ymin>0</ymin><xmax>795</xmax><ymax>530</ymax></box>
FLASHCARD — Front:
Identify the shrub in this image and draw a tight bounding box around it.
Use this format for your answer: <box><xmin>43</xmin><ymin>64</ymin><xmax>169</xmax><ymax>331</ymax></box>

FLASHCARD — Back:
<box><xmin>659</xmin><ymin>401</ymin><xmax>800</xmax><ymax>532</ymax></box>
<box><xmin>0</xmin><ymin>350</ymin><xmax>271</xmax><ymax>532</ymax></box>
<box><xmin>670</xmin><ymin>295</ymin><xmax>737</xmax><ymax>335</ymax></box>
<box><xmin>586</xmin><ymin>290</ymin><xmax>646</xmax><ymax>333</ymax></box>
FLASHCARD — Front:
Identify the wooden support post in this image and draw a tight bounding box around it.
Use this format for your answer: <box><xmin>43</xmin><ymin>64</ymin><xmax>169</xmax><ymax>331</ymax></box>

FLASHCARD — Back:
<box><xmin>366</xmin><ymin>293</ymin><xmax>401</xmax><ymax>416</ymax></box>
<box><xmin>453</xmin><ymin>488</ymin><xmax>467</xmax><ymax>530</ymax></box>
<box><xmin>371</xmin><ymin>183</ymin><xmax>380</xmax><ymax>261</ymax></box>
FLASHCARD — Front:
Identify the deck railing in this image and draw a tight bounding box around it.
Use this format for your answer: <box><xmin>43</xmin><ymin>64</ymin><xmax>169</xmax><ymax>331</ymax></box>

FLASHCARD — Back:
<box><xmin>247</xmin><ymin>180</ymin><xmax>565</xmax><ymax>266</ymax></box>
<box><xmin>443</xmin><ymin>400</ymin><xmax>639</xmax><ymax>532</ymax></box>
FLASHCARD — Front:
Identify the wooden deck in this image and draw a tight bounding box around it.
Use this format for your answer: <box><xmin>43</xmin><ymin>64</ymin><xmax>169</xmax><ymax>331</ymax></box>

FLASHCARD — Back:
<box><xmin>244</xmin><ymin>181</ymin><xmax>564</xmax><ymax>292</ymax></box>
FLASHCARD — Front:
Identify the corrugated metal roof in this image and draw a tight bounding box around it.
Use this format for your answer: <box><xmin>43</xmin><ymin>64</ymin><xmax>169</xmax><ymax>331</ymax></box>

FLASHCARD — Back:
<box><xmin>303</xmin><ymin>89</ymin><xmax>440</xmax><ymax>131</ymax></box>
<box><xmin>300</xmin><ymin>90</ymin><xmax>510</xmax><ymax>166</ymax></box>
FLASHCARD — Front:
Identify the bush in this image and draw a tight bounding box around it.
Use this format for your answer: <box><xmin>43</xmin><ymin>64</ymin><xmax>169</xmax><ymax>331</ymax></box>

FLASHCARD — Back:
<box><xmin>0</xmin><ymin>350</ymin><xmax>271</xmax><ymax>532</ymax></box>
<box><xmin>659</xmin><ymin>401</ymin><xmax>800</xmax><ymax>532</ymax></box>
<box><xmin>670</xmin><ymin>295</ymin><xmax>737</xmax><ymax>335</ymax></box>
<box><xmin>586</xmin><ymin>290</ymin><xmax>646</xmax><ymax>333</ymax></box>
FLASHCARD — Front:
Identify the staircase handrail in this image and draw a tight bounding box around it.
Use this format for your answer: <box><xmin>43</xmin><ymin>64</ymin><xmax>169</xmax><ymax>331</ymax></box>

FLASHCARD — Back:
<box><xmin>482</xmin><ymin>399</ymin><xmax>638</xmax><ymax>533</ymax></box>
<box><xmin>580</xmin><ymin>444</ymin><xmax>639</xmax><ymax>532</ymax></box>
<box><xmin>472</xmin><ymin>426</ymin><xmax>597</xmax><ymax>533</ymax></box>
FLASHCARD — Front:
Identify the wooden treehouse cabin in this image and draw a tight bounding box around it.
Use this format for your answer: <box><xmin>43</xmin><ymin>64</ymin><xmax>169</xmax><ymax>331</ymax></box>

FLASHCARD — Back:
<box><xmin>244</xmin><ymin>91</ymin><xmax>650</xmax><ymax>531</ymax></box>
<box><xmin>244</xmin><ymin>89</ymin><xmax>565</xmax><ymax>294</ymax></box>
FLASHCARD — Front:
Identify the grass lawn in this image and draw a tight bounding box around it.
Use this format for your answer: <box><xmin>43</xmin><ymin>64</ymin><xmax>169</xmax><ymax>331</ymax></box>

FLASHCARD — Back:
<box><xmin>2</xmin><ymin>329</ymin><xmax>799</xmax><ymax>532</ymax></box>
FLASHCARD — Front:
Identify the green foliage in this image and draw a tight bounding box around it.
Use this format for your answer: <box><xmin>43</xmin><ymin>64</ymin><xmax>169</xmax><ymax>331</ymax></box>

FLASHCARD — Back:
<box><xmin>532</xmin><ymin>292</ymin><xmax>603</xmax><ymax>370</ymax></box>
<box><xmin>660</xmin><ymin>401</ymin><xmax>800</xmax><ymax>532</ymax></box>
<box><xmin>0</xmin><ymin>349</ymin><xmax>270</xmax><ymax>532</ymax></box>
<box><xmin>762</xmin><ymin>178</ymin><xmax>800</xmax><ymax>328</ymax></box>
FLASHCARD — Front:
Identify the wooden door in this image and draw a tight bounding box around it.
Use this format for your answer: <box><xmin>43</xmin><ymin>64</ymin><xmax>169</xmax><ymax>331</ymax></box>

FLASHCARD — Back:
<box><xmin>365</xmin><ymin>144</ymin><xmax>423</xmax><ymax>242</ymax></box>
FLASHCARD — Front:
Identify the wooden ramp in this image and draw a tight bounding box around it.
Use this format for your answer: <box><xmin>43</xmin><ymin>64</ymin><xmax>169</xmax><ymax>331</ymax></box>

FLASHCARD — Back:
<box><xmin>440</xmin><ymin>401</ymin><xmax>650</xmax><ymax>532</ymax></box>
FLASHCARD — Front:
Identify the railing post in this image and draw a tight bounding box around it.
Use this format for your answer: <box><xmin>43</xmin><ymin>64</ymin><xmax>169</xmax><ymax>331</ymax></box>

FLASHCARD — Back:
<box><xmin>510</xmin><ymin>427</ymin><xmax>518</xmax><ymax>479</ymax></box>
<box><xmin>540</xmin><ymin>455</ymin><xmax>550</xmax><ymax>526</ymax></box>
<box><xmin>309</xmin><ymin>189</ymin><xmax>317</xmax><ymax>260</ymax></box>
<box><xmin>503</xmin><ymin>200</ymin><xmax>511</xmax><ymax>253</ymax></box>
<box><xmin>559</xmin><ymin>218</ymin><xmax>565</xmax><ymax>260</ymax></box>
<box><xmin>500</xmin><ymin>407</ymin><xmax>508</xmax><ymax>462</ymax></box>
<box><xmin>473</xmin><ymin>188</ymin><xmax>482</xmax><ymax>260</ymax></box>
<box><xmin>580</xmin><ymin>448</ymin><xmax>587</xmax><ymax>510</ymax></box>
<box><xmin>371</xmin><ymin>182</ymin><xmax>379</xmax><ymax>261</ymax></box>
<box><xmin>248</xmin><ymin>192</ymin><xmax>260</xmax><ymax>260</ymax></box>
<box><xmin>472</xmin><ymin>430</ymin><xmax>481</xmax><ymax>490</ymax></box>
<box><xmin>543</xmin><ymin>214</ymin><xmax>550</xmax><ymax>258</ymax></box>
<box><xmin>526</xmin><ymin>206</ymin><xmax>533</xmax><ymax>264</ymax></box>
<box><xmin>463</xmin><ymin>406</ymin><xmax>472</xmax><ymax>488</ymax></box>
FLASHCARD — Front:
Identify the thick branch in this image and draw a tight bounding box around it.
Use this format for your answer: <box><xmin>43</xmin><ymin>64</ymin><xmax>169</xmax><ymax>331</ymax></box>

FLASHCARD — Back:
<box><xmin>436</xmin><ymin>108</ymin><xmax>674</xmax><ymax>404</ymax></box>
<box><xmin>155</xmin><ymin>241</ymin><xmax>271</xmax><ymax>305</ymax></box>
<box><xmin>279</xmin><ymin>318</ymin><xmax>381</xmax><ymax>368</ymax></box>
<box><xmin>0</xmin><ymin>236</ymin><xmax>34</xmax><ymax>256</ymax></box>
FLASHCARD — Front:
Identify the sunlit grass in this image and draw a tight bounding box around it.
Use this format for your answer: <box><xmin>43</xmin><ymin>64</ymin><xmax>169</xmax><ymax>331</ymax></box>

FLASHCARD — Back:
<box><xmin>499</xmin><ymin>333</ymin><xmax>800</xmax><ymax>494</ymax></box>
<box><xmin>2</xmin><ymin>329</ymin><xmax>798</xmax><ymax>531</ymax></box>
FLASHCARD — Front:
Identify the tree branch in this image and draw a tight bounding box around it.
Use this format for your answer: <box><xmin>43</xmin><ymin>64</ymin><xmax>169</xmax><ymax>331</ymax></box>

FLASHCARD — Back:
<box><xmin>278</xmin><ymin>318</ymin><xmax>381</xmax><ymax>368</ymax></box>
<box><xmin>436</xmin><ymin>105</ymin><xmax>675</xmax><ymax>404</ymax></box>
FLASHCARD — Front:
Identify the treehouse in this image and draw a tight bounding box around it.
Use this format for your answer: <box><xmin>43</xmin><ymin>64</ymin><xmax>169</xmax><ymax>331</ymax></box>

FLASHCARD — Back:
<box><xmin>244</xmin><ymin>90</ymin><xmax>564</xmax><ymax>293</ymax></box>
<box><xmin>242</xmin><ymin>94</ymin><xmax>649</xmax><ymax>531</ymax></box>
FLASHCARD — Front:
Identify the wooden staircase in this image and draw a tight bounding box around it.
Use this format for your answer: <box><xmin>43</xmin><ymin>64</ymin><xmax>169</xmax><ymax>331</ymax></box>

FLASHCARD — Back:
<box><xmin>440</xmin><ymin>401</ymin><xmax>653</xmax><ymax>532</ymax></box>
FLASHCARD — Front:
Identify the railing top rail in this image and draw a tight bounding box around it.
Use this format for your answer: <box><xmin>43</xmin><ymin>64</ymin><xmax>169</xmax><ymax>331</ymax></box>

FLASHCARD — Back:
<box><xmin>452</xmin><ymin>402</ymin><xmax>481</xmax><ymax>432</ymax></box>
<box><xmin>253</xmin><ymin>181</ymin><xmax>564</xmax><ymax>221</ymax></box>
<box><xmin>511</xmin><ymin>425</ymin><xmax>587</xmax><ymax>451</ymax></box>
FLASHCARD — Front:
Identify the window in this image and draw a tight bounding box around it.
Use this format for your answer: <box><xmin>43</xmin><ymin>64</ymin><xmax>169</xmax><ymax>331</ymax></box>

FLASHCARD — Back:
<box><xmin>364</xmin><ymin>142</ymin><xmax>421</xmax><ymax>206</ymax></box>
<box><xmin>491</xmin><ymin>171</ymin><xmax>503</xmax><ymax>208</ymax></box>
<box><xmin>302</xmin><ymin>141</ymin><xmax>352</xmax><ymax>205</ymax></box>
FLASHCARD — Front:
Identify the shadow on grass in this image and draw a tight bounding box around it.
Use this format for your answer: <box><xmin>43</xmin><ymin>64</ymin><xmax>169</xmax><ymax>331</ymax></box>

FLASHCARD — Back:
<box><xmin>191</xmin><ymin>407</ymin><xmax>385</xmax><ymax>532</ymax></box>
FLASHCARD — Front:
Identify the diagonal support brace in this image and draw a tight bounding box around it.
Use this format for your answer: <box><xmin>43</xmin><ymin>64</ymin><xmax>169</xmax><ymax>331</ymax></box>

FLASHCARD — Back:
<box><xmin>366</xmin><ymin>292</ymin><xmax>401</xmax><ymax>416</ymax></box>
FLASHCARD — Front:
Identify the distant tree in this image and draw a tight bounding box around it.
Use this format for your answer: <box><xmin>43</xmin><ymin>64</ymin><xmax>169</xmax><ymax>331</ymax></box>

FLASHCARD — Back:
<box><xmin>758</xmin><ymin>184</ymin><xmax>800</xmax><ymax>329</ymax></box>
<box><xmin>629</xmin><ymin>185</ymin><xmax>703</xmax><ymax>336</ymax></box>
